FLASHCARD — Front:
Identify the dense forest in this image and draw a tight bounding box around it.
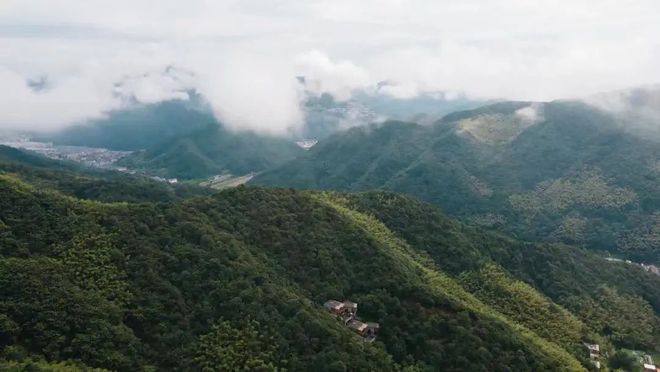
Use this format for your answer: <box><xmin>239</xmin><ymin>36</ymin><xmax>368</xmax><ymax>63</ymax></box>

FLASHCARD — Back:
<box><xmin>253</xmin><ymin>100</ymin><xmax>660</xmax><ymax>264</ymax></box>
<box><xmin>1</xmin><ymin>148</ymin><xmax>659</xmax><ymax>370</ymax></box>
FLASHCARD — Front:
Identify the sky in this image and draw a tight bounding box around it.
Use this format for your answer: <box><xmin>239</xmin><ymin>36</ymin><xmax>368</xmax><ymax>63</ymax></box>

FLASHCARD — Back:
<box><xmin>1</xmin><ymin>0</ymin><xmax>660</xmax><ymax>134</ymax></box>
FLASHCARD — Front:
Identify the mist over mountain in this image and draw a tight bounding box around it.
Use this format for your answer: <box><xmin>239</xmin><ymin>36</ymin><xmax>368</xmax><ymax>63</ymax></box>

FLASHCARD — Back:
<box><xmin>3</xmin><ymin>1</ymin><xmax>660</xmax><ymax>371</ymax></box>
<box><xmin>26</xmin><ymin>85</ymin><xmax>486</xmax><ymax>179</ymax></box>
<box><xmin>254</xmin><ymin>97</ymin><xmax>660</xmax><ymax>264</ymax></box>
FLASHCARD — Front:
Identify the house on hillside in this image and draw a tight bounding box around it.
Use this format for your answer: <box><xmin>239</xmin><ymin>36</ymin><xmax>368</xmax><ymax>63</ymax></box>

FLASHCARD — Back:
<box><xmin>643</xmin><ymin>355</ymin><xmax>655</xmax><ymax>365</ymax></box>
<box><xmin>348</xmin><ymin>319</ymin><xmax>368</xmax><ymax>336</ymax></box>
<box><xmin>343</xmin><ymin>301</ymin><xmax>358</xmax><ymax>317</ymax></box>
<box><xmin>643</xmin><ymin>363</ymin><xmax>656</xmax><ymax>372</ymax></box>
<box><xmin>324</xmin><ymin>299</ymin><xmax>379</xmax><ymax>341</ymax></box>
<box><xmin>584</xmin><ymin>343</ymin><xmax>600</xmax><ymax>369</ymax></box>
<box><xmin>324</xmin><ymin>299</ymin><xmax>358</xmax><ymax>320</ymax></box>
<box><xmin>365</xmin><ymin>322</ymin><xmax>380</xmax><ymax>342</ymax></box>
<box><xmin>324</xmin><ymin>300</ymin><xmax>345</xmax><ymax>315</ymax></box>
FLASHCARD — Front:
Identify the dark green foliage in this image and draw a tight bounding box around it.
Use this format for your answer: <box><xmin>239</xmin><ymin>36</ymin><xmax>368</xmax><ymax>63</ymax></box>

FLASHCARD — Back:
<box><xmin>253</xmin><ymin>100</ymin><xmax>660</xmax><ymax>263</ymax></box>
<box><xmin>2</xmin><ymin>158</ymin><xmax>658</xmax><ymax>370</ymax></box>
<box><xmin>0</xmin><ymin>173</ymin><xmax>591</xmax><ymax>371</ymax></box>
<box><xmin>608</xmin><ymin>350</ymin><xmax>638</xmax><ymax>371</ymax></box>
<box><xmin>339</xmin><ymin>192</ymin><xmax>660</xmax><ymax>351</ymax></box>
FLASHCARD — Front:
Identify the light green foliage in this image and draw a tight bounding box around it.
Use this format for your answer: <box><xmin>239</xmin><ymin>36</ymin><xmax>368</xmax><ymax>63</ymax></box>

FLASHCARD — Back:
<box><xmin>550</xmin><ymin>215</ymin><xmax>589</xmax><ymax>244</ymax></box>
<box><xmin>318</xmin><ymin>193</ymin><xmax>586</xmax><ymax>371</ymax></box>
<box><xmin>0</xmin><ymin>359</ymin><xmax>107</xmax><ymax>372</ymax></box>
<box><xmin>459</xmin><ymin>264</ymin><xmax>585</xmax><ymax>354</ymax></box>
<box><xmin>571</xmin><ymin>287</ymin><xmax>659</xmax><ymax>350</ymax></box>
<box><xmin>509</xmin><ymin>170</ymin><xmax>637</xmax><ymax>213</ymax></box>
<box><xmin>195</xmin><ymin>320</ymin><xmax>277</xmax><ymax>372</ymax></box>
<box><xmin>59</xmin><ymin>234</ymin><xmax>132</xmax><ymax>307</ymax></box>
<box><xmin>456</xmin><ymin>112</ymin><xmax>537</xmax><ymax>145</ymax></box>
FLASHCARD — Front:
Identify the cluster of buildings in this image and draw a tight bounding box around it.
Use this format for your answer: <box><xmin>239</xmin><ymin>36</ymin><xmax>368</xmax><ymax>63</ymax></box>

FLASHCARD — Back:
<box><xmin>150</xmin><ymin>176</ymin><xmax>179</xmax><ymax>184</ymax></box>
<box><xmin>639</xmin><ymin>353</ymin><xmax>657</xmax><ymax>372</ymax></box>
<box><xmin>0</xmin><ymin>138</ymin><xmax>131</xmax><ymax>169</ymax></box>
<box><xmin>585</xmin><ymin>343</ymin><xmax>659</xmax><ymax>371</ymax></box>
<box><xmin>641</xmin><ymin>263</ymin><xmax>660</xmax><ymax>276</ymax></box>
<box><xmin>604</xmin><ymin>257</ymin><xmax>660</xmax><ymax>277</ymax></box>
<box><xmin>324</xmin><ymin>300</ymin><xmax>379</xmax><ymax>342</ymax></box>
<box><xmin>584</xmin><ymin>343</ymin><xmax>601</xmax><ymax>369</ymax></box>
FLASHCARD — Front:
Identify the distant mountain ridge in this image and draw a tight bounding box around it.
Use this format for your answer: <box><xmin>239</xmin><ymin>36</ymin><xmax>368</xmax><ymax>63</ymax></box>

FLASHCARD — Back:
<box><xmin>38</xmin><ymin>98</ymin><xmax>304</xmax><ymax>179</ymax></box>
<box><xmin>253</xmin><ymin>99</ymin><xmax>660</xmax><ymax>264</ymax></box>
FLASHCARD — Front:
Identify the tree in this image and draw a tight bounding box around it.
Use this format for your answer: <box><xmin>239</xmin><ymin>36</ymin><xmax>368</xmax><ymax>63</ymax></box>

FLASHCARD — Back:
<box><xmin>195</xmin><ymin>319</ymin><xmax>278</xmax><ymax>372</ymax></box>
<box><xmin>608</xmin><ymin>350</ymin><xmax>637</xmax><ymax>371</ymax></box>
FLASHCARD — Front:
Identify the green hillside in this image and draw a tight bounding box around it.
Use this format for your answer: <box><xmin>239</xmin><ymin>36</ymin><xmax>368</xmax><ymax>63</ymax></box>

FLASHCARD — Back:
<box><xmin>44</xmin><ymin>99</ymin><xmax>214</xmax><ymax>151</ymax></box>
<box><xmin>253</xmin><ymin>100</ymin><xmax>660</xmax><ymax>264</ymax></box>
<box><xmin>1</xmin><ymin>157</ymin><xmax>659</xmax><ymax>370</ymax></box>
<box><xmin>0</xmin><ymin>145</ymin><xmax>210</xmax><ymax>203</ymax></box>
<box><xmin>41</xmin><ymin>98</ymin><xmax>304</xmax><ymax>180</ymax></box>
<box><xmin>118</xmin><ymin>124</ymin><xmax>303</xmax><ymax>180</ymax></box>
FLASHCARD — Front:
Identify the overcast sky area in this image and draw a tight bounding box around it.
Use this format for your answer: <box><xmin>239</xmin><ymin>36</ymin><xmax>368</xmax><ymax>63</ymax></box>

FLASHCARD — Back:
<box><xmin>1</xmin><ymin>0</ymin><xmax>660</xmax><ymax>134</ymax></box>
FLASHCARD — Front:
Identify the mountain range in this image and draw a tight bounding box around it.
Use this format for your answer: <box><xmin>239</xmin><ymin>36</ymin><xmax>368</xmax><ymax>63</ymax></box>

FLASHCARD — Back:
<box><xmin>254</xmin><ymin>99</ymin><xmax>660</xmax><ymax>264</ymax></box>
<box><xmin>2</xmin><ymin>86</ymin><xmax>659</xmax><ymax>371</ymax></box>
<box><xmin>37</xmin><ymin>87</ymin><xmax>485</xmax><ymax>180</ymax></box>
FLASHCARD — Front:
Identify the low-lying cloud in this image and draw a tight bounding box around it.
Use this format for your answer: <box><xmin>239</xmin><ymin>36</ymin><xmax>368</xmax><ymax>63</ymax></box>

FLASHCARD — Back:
<box><xmin>1</xmin><ymin>0</ymin><xmax>660</xmax><ymax>134</ymax></box>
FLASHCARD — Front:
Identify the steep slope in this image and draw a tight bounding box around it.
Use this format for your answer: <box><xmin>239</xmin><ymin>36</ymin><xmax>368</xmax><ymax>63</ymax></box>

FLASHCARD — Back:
<box><xmin>342</xmin><ymin>192</ymin><xmax>660</xmax><ymax>352</ymax></box>
<box><xmin>253</xmin><ymin>100</ymin><xmax>660</xmax><ymax>263</ymax></box>
<box><xmin>1</xmin><ymin>174</ymin><xmax>598</xmax><ymax>371</ymax></box>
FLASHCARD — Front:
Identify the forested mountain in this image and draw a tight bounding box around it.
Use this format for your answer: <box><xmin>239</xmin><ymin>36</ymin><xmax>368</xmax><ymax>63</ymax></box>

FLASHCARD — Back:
<box><xmin>253</xmin><ymin>100</ymin><xmax>660</xmax><ymax>264</ymax></box>
<box><xmin>116</xmin><ymin>123</ymin><xmax>303</xmax><ymax>180</ymax></box>
<box><xmin>0</xmin><ymin>145</ymin><xmax>210</xmax><ymax>203</ymax></box>
<box><xmin>39</xmin><ymin>99</ymin><xmax>304</xmax><ymax>180</ymax></box>
<box><xmin>1</xmin><ymin>153</ymin><xmax>659</xmax><ymax>371</ymax></box>
<box><xmin>39</xmin><ymin>90</ymin><xmax>483</xmax><ymax>179</ymax></box>
<box><xmin>44</xmin><ymin>98</ymin><xmax>214</xmax><ymax>151</ymax></box>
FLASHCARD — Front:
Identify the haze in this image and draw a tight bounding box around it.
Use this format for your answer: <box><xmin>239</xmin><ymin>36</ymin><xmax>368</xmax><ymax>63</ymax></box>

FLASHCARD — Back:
<box><xmin>1</xmin><ymin>0</ymin><xmax>660</xmax><ymax>134</ymax></box>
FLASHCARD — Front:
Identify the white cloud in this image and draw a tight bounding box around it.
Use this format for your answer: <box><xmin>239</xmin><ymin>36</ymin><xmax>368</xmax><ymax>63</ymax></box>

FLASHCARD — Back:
<box><xmin>0</xmin><ymin>0</ymin><xmax>659</xmax><ymax>133</ymax></box>
<box><xmin>115</xmin><ymin>68</ymin><xmax>195</xmax><ymax>104</ymax></box>
<box><xmin>295</xmin><ymin>50</ymin><xmax>370</xmax><ymax>101</ymax></box>
<box><xmin>515</xmin><ymin>104</ymin><xmax>544</xmax><ymax>124</ymax></box>
<box><xmin>188</xmin><ymin>50</ymin><xmax>305</xmax><ymax>135</ymax></box>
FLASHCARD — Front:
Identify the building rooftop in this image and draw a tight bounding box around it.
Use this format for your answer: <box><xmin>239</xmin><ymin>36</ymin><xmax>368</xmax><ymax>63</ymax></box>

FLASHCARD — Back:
<box><xmin>584</xmin><ymin>343</ymin><xmax>599</xmax><ymax>352</ymax></box>
<box><xmin>366</xmin><ymin>322</ymin><xmax>380</xmax><ymax>329</ymax></box>
<box><xmin>324</xmin><ymin>300</ymin><xmax>344</xmax><ymax>311</ymax></box>
<box><xmin>348</xmin><ymin>320</ymin><xmax>367</xmax><ymax>332</ymax></box>
<box><xmin>343</xmin><ymin>301</ymin><xmax>358</xmax><ymax>309</ymax></box>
